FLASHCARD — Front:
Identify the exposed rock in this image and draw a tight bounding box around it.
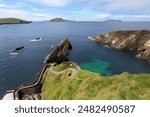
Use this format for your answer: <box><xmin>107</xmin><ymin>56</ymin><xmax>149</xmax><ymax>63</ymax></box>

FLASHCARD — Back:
<box><xmin>94</xmin><ymin>30</ymin><xmax>150</xmax><ymax>61</ymax></box>
<box><xmin>44</xmin><ymin>38</ymin><xmax>72</xmax><ymax>64</ymax></box>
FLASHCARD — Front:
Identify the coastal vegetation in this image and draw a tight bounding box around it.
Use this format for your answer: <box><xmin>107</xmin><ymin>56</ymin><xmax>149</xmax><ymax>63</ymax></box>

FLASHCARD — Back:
<box><xmin>53</xmin><ymin>63</ymin><xmax>76</xmax><ymax>72</ymax></box>
<box><xmin>0</xmin><ymin>18</ymin><xmax>31</xmax><ymax>24</ymax></box>
<box><xmin>50</xmin><ymin>18</ymin><xmax>73</xmax><ymax>22</ymax></box>
<box><xmin>41</xmin><ymin>63</ymin><xmax>150</xmax><ymax>100</ymax></box>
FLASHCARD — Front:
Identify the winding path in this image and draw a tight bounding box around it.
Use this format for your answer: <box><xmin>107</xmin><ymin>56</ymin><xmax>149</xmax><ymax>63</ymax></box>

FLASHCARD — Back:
<box><xmin>49</xmin><ymin>64</ymin><xmax>78</xmax><ymax>77</ymax></box>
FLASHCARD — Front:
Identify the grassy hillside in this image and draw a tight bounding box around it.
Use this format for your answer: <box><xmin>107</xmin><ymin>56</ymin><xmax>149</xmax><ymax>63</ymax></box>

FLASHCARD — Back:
<box><xmin>0</xmin><ymin>18</ymin><xmax>30</xmax><ymax>24</ymax></box>
<box><xmin>41</xmin><ymin>63</ymin><xmax>150</xmax><ymax>100</ymax></box>
<box><xmin>50</xmin><ymin>18</ymin><xmax>72</xmax><ymax>22</ymax></box>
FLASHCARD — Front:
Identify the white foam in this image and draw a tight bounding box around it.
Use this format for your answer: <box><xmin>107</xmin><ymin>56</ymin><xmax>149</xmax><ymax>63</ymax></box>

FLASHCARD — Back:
<box><xmin>31</xmin><ymin>38</ymin><xmax>42</xmax><ymax>42</ymax></box>
<box><xmin>51</xmin><ymin>45</ymin><xmax>54</xmax><ymax>48</ymax></box>
<box><xmin>88</xmin><ymin>37</ymin><xmax>94</xmax><ymax>41</ymax></box>
<box><xmin>9</xmin><ymin>52</ymin><xmax>19</xmax><ymax>56</ymax></box>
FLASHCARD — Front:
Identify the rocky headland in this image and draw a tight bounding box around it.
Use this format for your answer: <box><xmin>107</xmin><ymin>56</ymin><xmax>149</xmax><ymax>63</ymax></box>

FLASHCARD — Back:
<box><xmin>94</xmin><ymin>30</ymin><xmax>150</xmax><ymax>61</ymax></box>
<box><xmin>0</xmin><ymin>18</ymin><xmax>31</xmax><ymax>25</ymax></box>
<box><xmin>50</xmin><ymin>18</ymin><xmax>73</xmax><ymax>22</ymax></box>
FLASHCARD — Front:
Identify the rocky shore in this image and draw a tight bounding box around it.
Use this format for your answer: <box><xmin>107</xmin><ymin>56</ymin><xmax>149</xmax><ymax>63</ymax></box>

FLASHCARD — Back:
<box><xmin>94</xmin><ymin>30</ymin><xmax>150</xmax><ymax>61</ymax></box>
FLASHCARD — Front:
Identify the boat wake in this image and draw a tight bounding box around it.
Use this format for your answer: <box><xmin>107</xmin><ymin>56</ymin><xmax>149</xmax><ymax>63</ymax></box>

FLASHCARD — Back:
<box><xmin>31</xmin><ymin>37</ymin><xmax>42</xmax><ymax>42</ymax></box>
<box><xmin>9</xmin><ymin>52</ymin><xmax>19</xmax><ymax>56</ymax></box>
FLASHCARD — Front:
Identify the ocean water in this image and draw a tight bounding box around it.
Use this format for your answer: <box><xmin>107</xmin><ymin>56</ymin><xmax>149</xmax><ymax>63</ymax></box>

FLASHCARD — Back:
<box><xmin>1</xmin><ymin>21</ymin><xmax>150</xmax><ymax>98</ymax></box>
<box><xmin>80</xmin><ymin>58</ymin><xmax>112</xmax><ymax>76</ymax></box>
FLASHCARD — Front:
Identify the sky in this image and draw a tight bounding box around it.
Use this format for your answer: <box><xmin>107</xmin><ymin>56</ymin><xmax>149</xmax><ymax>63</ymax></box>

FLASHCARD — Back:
<box><xmin>0</xmin><ymin>0</ymin><xmax>150</xmax><ymax>21</ymax></box>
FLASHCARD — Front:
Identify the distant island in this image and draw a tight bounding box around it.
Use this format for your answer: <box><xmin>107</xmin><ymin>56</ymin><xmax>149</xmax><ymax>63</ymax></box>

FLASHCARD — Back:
<box><xmin>0</xmin><ymin>18</ymin><xmax>31</xmax><ymax>25</ymax></box>
<box><xmin>105</xmin><ymin>19</ymin><xmax>122</xmax><ymax>22</ymax></box>
<box><xmin>50</xmin><ymin>18</ymin><xmax>73</xmax><ymax>22</ymax></box>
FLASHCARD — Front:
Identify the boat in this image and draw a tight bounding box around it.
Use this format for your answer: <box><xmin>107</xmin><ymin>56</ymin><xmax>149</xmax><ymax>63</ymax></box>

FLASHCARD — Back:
<box><xmin>31</xmin><ymin>37</ymin><xmax>42</xmax><ymax>42</ymax></box>
<box><xmin>88</xmin><ymin>36</ymin><xmax>94</xmax><ymax>41</ymax></box>
<box><xmin>10</xmin><ymin>46</ymin><xmax>25</xmax><ymax>55</ymax></box>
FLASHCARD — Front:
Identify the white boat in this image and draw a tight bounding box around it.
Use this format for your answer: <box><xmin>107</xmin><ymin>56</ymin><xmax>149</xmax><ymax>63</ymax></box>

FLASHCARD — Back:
<box><xmin>31</xmin><ymin>37</ymin><xmax>42</xmax><ymax>42</ymax></box>
<box><xmin>88</xmin><ymin>36</ymin><xmax>94</xmax><ymax>41</ymax></box>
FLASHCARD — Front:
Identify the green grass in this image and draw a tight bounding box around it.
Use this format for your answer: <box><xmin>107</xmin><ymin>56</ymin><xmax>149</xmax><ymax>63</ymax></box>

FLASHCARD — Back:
<box><xmin>99</xmin><ymin>35</ymin><xmax>105</xmax><ymax>39</ymax></box>
<box><xmin>41</xmin><ymin>63</ymin><xmax>150</xmax><ymax>100</ymax></box>
<box><xmin>108</xmin><ymin>31</ymin><xmax>120</xmax><ymax>37</ymax></box>
<box><xmin>0</xmin><ymin>18</ymin><xmax>29</xmax><ymax>24</ymax></box>
<box><xmin>95</xmin><ymin>35</ymin><xmax>105</xmax><ymax>40</ymax></box>
<box><xmin>53</xmin><ymin>63</ymin><xmax>76</xmax><ymax>72</ymax></box>
<box><xmin>50</xmin><ymin>18</ymin><xmax>72</xmax><ymax>22</ymax></box>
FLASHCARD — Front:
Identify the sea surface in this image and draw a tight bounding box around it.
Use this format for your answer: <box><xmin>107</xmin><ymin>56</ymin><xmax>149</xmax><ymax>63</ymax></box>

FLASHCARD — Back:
<box><xmin>1</xmin><ymin>21</ymin><xmax>150</xmax><ymax>98</ymax></box>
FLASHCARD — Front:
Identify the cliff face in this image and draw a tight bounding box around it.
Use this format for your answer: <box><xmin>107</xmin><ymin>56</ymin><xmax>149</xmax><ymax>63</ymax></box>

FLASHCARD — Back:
<box><xmin>94</xmin><ymin>30</ymin><xmax>150</xmax><ymax>61</ymax></box>
<box><xmin>44</xmin><ymin>38</ymin><xmax>72</xmax><ymax>64</ymax></box>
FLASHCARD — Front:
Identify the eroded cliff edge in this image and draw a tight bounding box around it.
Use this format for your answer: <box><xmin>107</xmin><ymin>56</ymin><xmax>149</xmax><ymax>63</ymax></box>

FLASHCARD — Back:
<box><xmin>94</xmin><ymin>30</ymin><xmax>150</xmax><ymax>61</ymax></box>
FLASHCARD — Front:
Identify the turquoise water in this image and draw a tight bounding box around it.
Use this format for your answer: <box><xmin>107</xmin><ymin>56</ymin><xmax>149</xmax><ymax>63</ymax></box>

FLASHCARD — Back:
<box><xmin>80</xmin><ymin>58</ymin><xmax>112</xmax><ymax>76</ymax></box>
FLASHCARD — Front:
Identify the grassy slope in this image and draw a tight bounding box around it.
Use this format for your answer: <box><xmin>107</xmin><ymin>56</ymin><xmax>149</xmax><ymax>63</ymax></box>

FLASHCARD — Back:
<box><xmin>53</xmin><ymin>63</ymin><xmax>75</xmax><ymax>72</ymax></box>
<box><xmin>41</xmin><ymin>63</ymin><xmax>150</xmax><ymax>100</ymax></box>
<box><xmin>50</xmin><ymin>18</ymin><xmax>72</xmax><ymax>22</ymax></box>
<box><xmin>0</xmin><ymin>18</ymin><xmax>29</xmax><ymax>24</ymax></box>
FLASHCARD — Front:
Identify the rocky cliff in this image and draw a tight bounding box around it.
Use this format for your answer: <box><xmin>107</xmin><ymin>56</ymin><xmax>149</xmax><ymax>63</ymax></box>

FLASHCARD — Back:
<box><xmin>94</xmin><ymin>30</ymin><xmax>150</xmax><ymax>61</ymax></box>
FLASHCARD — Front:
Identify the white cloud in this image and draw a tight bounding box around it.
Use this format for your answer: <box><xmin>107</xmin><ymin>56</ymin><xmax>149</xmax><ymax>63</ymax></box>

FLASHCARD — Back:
<box><xmin>31</xmin><ymin>0</ymin><xmax>72</xmax><ymax>7</ymax></box>
<box><xmin>117</xmin><ymin>15</ymin><xmax>150</xmax><ymax>21</ymax></box>
<box><xmin>104</xmin><ymin>0</ymin><xmax>149</xmax><ymax>11</ymax></box>
<box><xmin>0</xmin><ymin>1</ymin><xmax>150</xmax><ymax>21</ymax></box>
<box><xmin>71</xmin><ymin>13</ymin><xmax>112</xmax><ymax>21</ymax></box>
<box><xmin>85</xmin><ymin>0</ymin><xmax>150</xmax><ymax>13</ymax></box>
<box><xmin>0</xmin><ymin>4</ymin><xmax>54</xmax><ymax>21</ymax></box>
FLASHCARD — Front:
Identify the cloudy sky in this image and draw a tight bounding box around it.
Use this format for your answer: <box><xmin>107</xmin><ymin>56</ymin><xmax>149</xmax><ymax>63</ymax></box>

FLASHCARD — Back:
<box><xmin>0</xmin><ymin>0</ymin><xmax>150</xmax><ymax>21</ymax></box>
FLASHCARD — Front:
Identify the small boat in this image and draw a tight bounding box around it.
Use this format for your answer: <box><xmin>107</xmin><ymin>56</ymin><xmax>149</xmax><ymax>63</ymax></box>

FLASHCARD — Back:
<box><xmin>31</xmin><ymin>37</ymin><xmax>42</xmax><ymax>42</ymax></box>
<box><xmin>10</xmin><ymin>46</ymin><xmax>25</xmax><ymax>55</ymax></box>
<box><xmin>88</xmin><ymin>36</ymin><xmax>94</xmax><ymax>41</ymax></box>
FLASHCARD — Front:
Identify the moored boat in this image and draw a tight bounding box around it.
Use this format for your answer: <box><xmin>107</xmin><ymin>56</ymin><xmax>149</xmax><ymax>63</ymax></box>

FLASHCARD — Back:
<box><xmin>10</xmin><ymin>46</ymin><xmax>25</xmax><ymax>55</ymax></box>
<box><xmin>31</xmin><ymin>37</ymin><xmax>42</xmax><ymax>42</ymax></box>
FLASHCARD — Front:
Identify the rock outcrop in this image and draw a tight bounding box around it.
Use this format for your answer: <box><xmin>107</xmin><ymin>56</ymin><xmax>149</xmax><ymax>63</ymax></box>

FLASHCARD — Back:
<box><xmin>44</xmin><ymin>38</ymin><xmax>72</xmax><ymax>64</ymax></box>
<box><xmin>94</xmin><ymin>30</ymin><xmax>150</xmax><ymax>61</ymax></box>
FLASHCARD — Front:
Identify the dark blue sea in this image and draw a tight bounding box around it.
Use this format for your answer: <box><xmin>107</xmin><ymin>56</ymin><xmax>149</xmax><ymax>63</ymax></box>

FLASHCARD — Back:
<box><xmin>1</xmin><ymin>21</ymin><xmax>150</xmax><ymax>98</ymax></box>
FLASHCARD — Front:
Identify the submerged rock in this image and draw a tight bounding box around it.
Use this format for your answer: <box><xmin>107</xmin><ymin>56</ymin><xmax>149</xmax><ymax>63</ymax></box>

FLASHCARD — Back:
<box><xmin>94</xmin><ymin>30</ymin><xmax>150</xmax><ymax>61</ymax></box>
